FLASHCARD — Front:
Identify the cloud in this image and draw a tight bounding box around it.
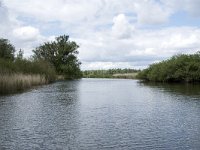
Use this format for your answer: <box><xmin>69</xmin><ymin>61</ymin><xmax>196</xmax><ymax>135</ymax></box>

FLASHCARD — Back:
<box><xmin>0</xmin><ymin>1</ymin><xmax>8</xmax><ymax>24</ymax></box>
<box><xmin>184</xmin><ymin>0</ymin><xmax>200</xmax><ymax>17</ymax></box>
<box><xmin>0</xmin><ymin>1</ymin><xmax>18</xmax><ymax>38</ymax></box>
<box><xmin>4</xmin><ymin>0</ymin><xmax>171</xmax><ymax>26</ymax></box>
<box><xmin>162</xmin><ymin>0</ymin><xmax>200</xmax><ymax>17</ymax></box>
<box><xmin>133</xmin><ymin>0</ymin><xmax>171</xmax><ymax>24</ymax></box>
<box><xmin>81</xmin><ymin>62</ymin><xmax>138</xmax><ymax>70</ymax></box>
<box><xmin>4</xmin><ymin>0</ymin><xmax>104</xmax><ymax>23</ymax></box>
<box><xmin>112</xmin><ymin>14</ymin><xmax>133</xmax><ymax>39</ymax></box>
<box><xmin>12</xmin><ymin>27</ymin><xmax>47</xmax><ymax>57</ymax></box>
<box><xmin>13</xmin><ymin>26</ymin><xmax>40</xmax><ymax>42</ymax></box>
<box><xmin>0</xmin><ymin>1</ymin><xmax>46</xmax><ymax>57</ymax></box>
<box><xmin>77</xmin><ymin>26</ymin><xmax>200</xmax><ymax>69</ymax></box>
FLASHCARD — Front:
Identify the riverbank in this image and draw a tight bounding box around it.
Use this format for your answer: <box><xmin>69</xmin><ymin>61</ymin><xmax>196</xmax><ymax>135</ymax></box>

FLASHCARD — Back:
<box><xmin>0</xmin><ymin>74</ymin><xmax>78</xmax><ymax>95</ymax></box>
<box><xmin>0</xmin><ymin>58</ymin><xmax>56</xmax><ymax>95</ymax></box>
<box><xmin>0</xmin><ymin>74</ymin><xmax>48</xmax><ymax>95</ymax></box>
<box><xmin>137</xmin><ymin>52</ymin><xmax>200</xmax><ymax>83</ymax></box>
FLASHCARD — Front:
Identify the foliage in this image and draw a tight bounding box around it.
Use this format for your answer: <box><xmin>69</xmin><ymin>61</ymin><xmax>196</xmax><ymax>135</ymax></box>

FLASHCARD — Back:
<box><xmin>16</xmin><ymin>49</ymin><xmax>23</xmax><ymax>60</ymax></box>
<box><xmin>0</xmin><ymin>38</ymin><xmax>56</xmax><ymax>95</ymax></box>
<box><xmin>0</xmin><ymin>58</ymin><xmax>56</xmax><ymax>82</ymax></box>
<box><xmin>83</xmin><ymin>69</ymin><xmax>139</xmax><ymax>78</ymax></box>
<box><xmin>137</xmin><ymin>52</ymin><xmax>200</xmax><ymax>82</ymax></box>
<box><xmin>33</xmin><ymin>35</ymin><xmax>82</xmax><ymax>79</ymax></box>
<box><xmin>0</xmin><ymin>38</ymin><xmax>15</xmax><ymax>61</ymax></box>
<box><xmin>0</xmin><ymin>74</ymin><xmax>47</xmax><ymax>95</ymax></box>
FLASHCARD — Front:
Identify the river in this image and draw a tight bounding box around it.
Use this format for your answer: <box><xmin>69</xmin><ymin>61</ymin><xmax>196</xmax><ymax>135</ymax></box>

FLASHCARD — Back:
<box><xmin>0</xmin><ymin>78</ymin><xmax>200</xmax><ymax>149</ymax></box>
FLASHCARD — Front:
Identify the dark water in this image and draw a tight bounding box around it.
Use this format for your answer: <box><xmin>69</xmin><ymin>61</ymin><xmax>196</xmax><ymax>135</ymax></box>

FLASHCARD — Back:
<box><xmin>0</xmin><ymin>79</ymin><xmax>200</xmax><ymax>150</ymax></box>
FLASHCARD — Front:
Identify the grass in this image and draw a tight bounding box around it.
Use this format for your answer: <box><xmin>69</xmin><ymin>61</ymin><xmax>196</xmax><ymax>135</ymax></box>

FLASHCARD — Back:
<box><xmin>0</xmin><ymin>58</ymin><xmax>57</xmax><ymax>95</ymax></box>
<box><xmin>0</xmin><ymin>73</ymin><xmax>48</xmax><ymax>95</ymax></box>
<box><xmin>112</xmin><ymin>73</ymin><xmax>138</xmax><ymax>79</ymax></box>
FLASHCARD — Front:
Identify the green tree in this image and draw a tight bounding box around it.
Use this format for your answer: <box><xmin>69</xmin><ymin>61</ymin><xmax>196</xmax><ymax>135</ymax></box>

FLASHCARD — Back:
<box><xmin>0</xmin><ymin>38</ymin><xmax>15</xmax><ymax>61</ymax></box>
<box><xmin>16</xmin><ymin>49</ymin><xmax>24</xmax><ymax>60</ymax></box>
<box><xmin>33</xmin><ymin>35</ymin><xmax>82</xmax><ymax>79</ymax></box>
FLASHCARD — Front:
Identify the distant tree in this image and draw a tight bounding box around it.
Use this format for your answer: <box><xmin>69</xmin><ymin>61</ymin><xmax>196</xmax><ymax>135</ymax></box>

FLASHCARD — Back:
<box><xmin>0</xmin><ymin>38</ymin><xmax>15</xmax><ymax>61</ymax></box>
<box><xmin>16</xmin><ymin>49</ymin><xmax>24</xmax><ymax>60</ymax></box>
<box><xmin>33</xmin><ymin>35</ymin><xmax>82</xmax><ymax>79</ymax></box>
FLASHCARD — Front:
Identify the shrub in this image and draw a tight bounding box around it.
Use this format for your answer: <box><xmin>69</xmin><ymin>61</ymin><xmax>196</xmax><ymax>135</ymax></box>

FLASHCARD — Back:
<box><xmin>137</xmin><ymin>52</ymin><xmax>200</xmax><ymax>82</ymax></box>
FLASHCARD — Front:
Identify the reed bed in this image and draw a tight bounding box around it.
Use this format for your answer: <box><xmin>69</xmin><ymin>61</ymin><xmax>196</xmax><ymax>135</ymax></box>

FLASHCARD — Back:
<box><xmin>112</xmin><ymin>73</ymin><xmax>138</xmax><ymax>79</ymax></box>
<box><xmin>0</xmin><ymin>73</ymin><xmax>48</xmax><ymax>95</ymax></box>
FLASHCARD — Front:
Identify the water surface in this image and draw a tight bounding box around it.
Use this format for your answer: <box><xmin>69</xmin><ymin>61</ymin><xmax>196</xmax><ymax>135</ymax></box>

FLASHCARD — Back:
<box><xmin>0</xmin><ymin>79</ymin><xmax>200</xmax><ymax>149</ymax></box>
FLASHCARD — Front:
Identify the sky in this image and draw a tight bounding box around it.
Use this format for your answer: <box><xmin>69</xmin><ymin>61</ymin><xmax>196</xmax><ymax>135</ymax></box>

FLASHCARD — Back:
<box><xmin>1</xmin><ymin>0</ymin><xmax>200</xmax><ymax>70</ymax></box>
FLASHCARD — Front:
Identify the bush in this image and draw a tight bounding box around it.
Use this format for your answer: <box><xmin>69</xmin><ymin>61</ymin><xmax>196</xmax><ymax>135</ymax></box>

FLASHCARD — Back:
<box><xmin>137</xmin><ymin>52</ymin><xmax>200</xmax><ymax>82</ymax></box>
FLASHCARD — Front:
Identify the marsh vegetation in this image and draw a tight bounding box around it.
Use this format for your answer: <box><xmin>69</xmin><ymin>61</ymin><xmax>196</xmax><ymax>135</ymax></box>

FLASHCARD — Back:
<box><xmin>0</xmin><ymin>55</ymin><xmax>56</xmax><ymax>95</ymax></box>
<box><xmin>137</xmin><ymin>52</ymin><xmax>200</xmax><ymax>82</ymax></box>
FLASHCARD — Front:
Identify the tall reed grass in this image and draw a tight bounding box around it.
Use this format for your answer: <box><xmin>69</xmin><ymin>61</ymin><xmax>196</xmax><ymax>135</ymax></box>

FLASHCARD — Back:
<box><xmin>0</xmin><ymin>73</ymin><xmax>48</xmax><ymax>95</ymax></box>
<box><xmin>0</xmin><ymin>58</ymin><xmax>56</xmax><ymax>95</ymax></box>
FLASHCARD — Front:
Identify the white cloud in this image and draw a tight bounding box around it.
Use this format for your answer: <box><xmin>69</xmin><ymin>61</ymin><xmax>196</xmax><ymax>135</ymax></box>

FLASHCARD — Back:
<box><xmin>162</xmin><ymin>0</ymin><xmax>200</xmax><ymax>17</ymax></box>
<box><xmin>4</xmin><ymin>0</ymin><xmax>104</xmax><ymax>23</ymax></box>
<box><xmin>81</xmin><ymin>62</ymin><xmax>136</xmax><ymax>70</ymax></box>
<box><xmin>0</xmin><ymin>1</ymin><xmax>8</xmax><ymax>24</ymax></box>
<box><xmin>133</xmin><ymin>0</ymin><xmax>171</xmax><ymax>24</ymax></box>
<box><xmin>0</xmin><ymin>1</ymin><xmax>19</xmax><ymax>38</ymax></box>
<box><xmin>0</xmin><ymin>1</ymin><xmax>47</xmax><ymax>57</ymax></box>
<box><xmin>112</xmin><ymin>14</ymin><xmax>133</xmax><ymax>39</ymax></box>
<box><xmin>77</xmin><ymin>26</ymin><xmax>200</xmax><ymax>69</ymax></box>
<box><xmin>13</xmin><ymin>26</ymin><xmax>40</xmax><ymax>42</ymax></box>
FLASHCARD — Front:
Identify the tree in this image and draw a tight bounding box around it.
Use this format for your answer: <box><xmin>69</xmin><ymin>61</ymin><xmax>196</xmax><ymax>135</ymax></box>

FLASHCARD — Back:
<box><xmin>0</xmin><ymin>38</ymin><xmax>15</xmax><ymax>61</ymax></box>
<box><xmin>33</xmin><ymin>35</ymin><xmax>82</xmax><ymax>79</ymax></box>
<box><xmin>16</xmin><ymin>49</ymin><xmax>24</xmax><ymax>60</ymax></box>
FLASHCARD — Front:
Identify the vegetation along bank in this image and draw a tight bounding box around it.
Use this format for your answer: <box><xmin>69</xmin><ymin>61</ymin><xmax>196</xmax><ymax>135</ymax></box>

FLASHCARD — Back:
<box><xmin>0</xmin><ymin>35</ymin><xmax>82</xmax><ymax>95</ymax></box>
<box><xmin>83</xmin><ymin>69</ymin><xmax>139</xmax><ymax>79</ymax></box>
<box><xmin>137</xmin><ymin>52</ymin><xmax>200</xmax><ymax>82</ymax></box>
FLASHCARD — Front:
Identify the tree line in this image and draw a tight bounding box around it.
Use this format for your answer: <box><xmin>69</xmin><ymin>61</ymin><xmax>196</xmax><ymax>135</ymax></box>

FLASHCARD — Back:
<box><xmin>83</xmin><ymin>69</ymin><xmax>139</xmax><ymax>78</ymax></box>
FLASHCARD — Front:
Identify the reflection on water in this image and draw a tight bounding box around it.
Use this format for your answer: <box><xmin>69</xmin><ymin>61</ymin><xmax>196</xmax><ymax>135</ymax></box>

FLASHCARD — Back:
<box><xmin>140</xmin><ymin>81</ymin><xmax>200</xmax><ymax>97</ymax></box>
<box><xmin>0</xmin><ymin>79</ymin><xmax>200</xmax><ymax>149</ymax></box>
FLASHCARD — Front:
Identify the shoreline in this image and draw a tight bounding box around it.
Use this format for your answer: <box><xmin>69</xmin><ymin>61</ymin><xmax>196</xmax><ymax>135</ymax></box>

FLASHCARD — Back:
<box><xmin>0</xmin><ymin>73</ymin><xmax>49</xmax><ymax>95</ymax></box>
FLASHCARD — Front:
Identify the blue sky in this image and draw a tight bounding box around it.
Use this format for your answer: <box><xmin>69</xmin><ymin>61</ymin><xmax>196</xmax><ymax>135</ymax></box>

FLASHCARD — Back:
<box><xmin>1</xmin><ymin>0</ymin><xmax>200</xmax><ymax>70</ymax></box>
